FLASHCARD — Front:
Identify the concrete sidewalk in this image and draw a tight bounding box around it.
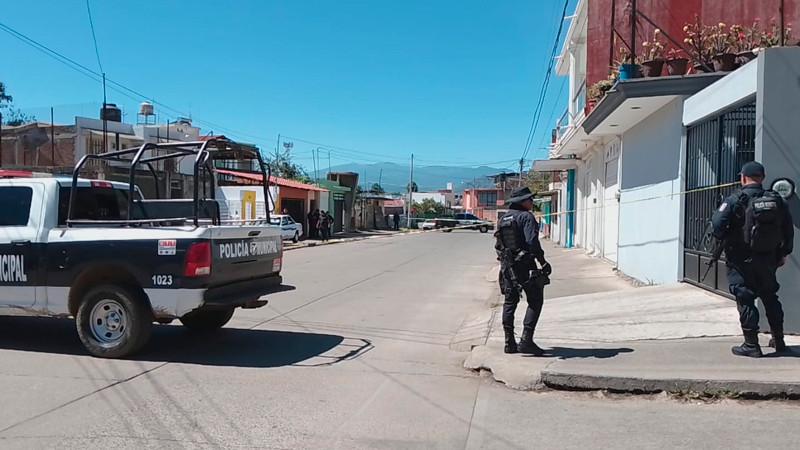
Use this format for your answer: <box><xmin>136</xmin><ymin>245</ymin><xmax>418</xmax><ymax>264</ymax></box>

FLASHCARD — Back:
<box><xmin>466</xmin><ymin>241</ymin><xmax>800</xmax><ymax>397</ymax></box>
<box><xmin>283</xmin><ymin>229</ymin><xmax>402</xmax><ymax>251</ymax></box>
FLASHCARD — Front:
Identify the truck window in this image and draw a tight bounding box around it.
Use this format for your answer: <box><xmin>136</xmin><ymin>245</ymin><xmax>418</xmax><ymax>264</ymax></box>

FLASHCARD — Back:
<box><xmin>0</xmin><ymin>187</ymin><xmax>33</xmax><ymax>226</ymax></box>
<box><xmin>57</xmin><ymin>187</ymin><xmax>140</xmax><ymax>225</ymax></box>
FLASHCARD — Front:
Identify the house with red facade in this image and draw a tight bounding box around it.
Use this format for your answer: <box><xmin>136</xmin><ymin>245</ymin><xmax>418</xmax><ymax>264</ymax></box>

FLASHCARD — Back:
<box><xmin>534</xmin><ymin>0</ymin><xmax>800</xmax><ymax>333</ymax></box>
<box><xmin>462</xmin><ymin>187</ymin><xmax>504</xmax><ymax>221</ymax></box>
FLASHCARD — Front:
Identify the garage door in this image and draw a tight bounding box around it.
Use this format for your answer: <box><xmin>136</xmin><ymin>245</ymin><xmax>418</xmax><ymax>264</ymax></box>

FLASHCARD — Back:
<box><xmin>602</xmin><ymin>152</ymin><xmax>620</xmax><ymax>263</ymax></box>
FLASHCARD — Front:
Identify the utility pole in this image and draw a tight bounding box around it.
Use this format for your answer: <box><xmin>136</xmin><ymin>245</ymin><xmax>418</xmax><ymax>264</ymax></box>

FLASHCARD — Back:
<box><xmin>102</xmin><ymin>73</ymin><xmax>107</xmax><ymax>155</ymax></box>
<box><xmin>518</xmin><ymin>158</ymin><xmax>524</xmax><ymax>187</ymax></box>
<box><xmin>407</xmin><ymin>153</ymin><xmax>414</xmax><ymax>228</ymax></box>
<box><xmin>378</xmin><ymin>169</ymin><xmax>383</xmax><ymax>190</ymax></box>
<box><xmin>51</xmin><ymin>107</ymin><xmax>55</xmax><ymax>165</ymax></box>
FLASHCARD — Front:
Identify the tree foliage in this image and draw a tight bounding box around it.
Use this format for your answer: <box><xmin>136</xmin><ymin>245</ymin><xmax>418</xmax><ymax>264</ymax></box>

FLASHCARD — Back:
<box><xmin>266</xmin><ymin>149</ymin><xmax>310</xmax><ymax>182</ymax></box>
<box><xmin>370</xmin><ymin>183</ymin><xmax>385</xmax><ymax>194</ymax></box>
<box><xmin>406</xmin><ymin>181</ymin><xmax>419</xmax><ymax>193</ymax></box>
<box><xmin>412</xmin><ymin>198</ymin><xmax>445</xmax><ymax>216</ymax></box>
<box><xmin>524</xmin><ymin>170</ymin><xmax>552</xmax><ymax>194</ymax></box>
<box><xmin>0</xmin><ymin>81</ymin><xmax>36</xmax><ymax>126</ymax></box>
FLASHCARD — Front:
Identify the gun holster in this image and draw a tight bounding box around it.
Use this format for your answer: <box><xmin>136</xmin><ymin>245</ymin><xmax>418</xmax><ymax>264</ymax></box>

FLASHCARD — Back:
<box><xmin>528</xmin><ymin>269</ymin><xmax>550</xmax><ymax>289</ymax></box>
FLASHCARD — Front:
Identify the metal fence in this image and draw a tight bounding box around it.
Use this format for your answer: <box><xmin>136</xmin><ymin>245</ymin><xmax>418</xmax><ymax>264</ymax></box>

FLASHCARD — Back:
<box><xmin>683</xmin><ymin>101</ymin><xmax>756</xmax><ymax>292</ymax></box>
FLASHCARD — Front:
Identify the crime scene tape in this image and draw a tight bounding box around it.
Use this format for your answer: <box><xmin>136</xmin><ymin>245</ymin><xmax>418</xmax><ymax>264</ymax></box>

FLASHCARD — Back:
<box><xmin>532</xmin><ymin>181</ymin><xmax>740</xmax><ymax>220</ymax></box>
<box><xmin>279</xmin><ymin>179</ymin><xmax>745</xmax><ymax>247</ymax></box>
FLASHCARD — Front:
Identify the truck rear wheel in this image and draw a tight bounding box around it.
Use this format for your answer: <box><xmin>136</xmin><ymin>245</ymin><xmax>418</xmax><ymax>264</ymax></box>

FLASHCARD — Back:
<box><xmin>180</xmin><ymin>308</ymin><xmax>235</xmax><ymax>333</ymax></box>
<box><xmin>76</xmin><ymin>284</ymin><xmax>153</xmax><ymax>359</ymax></box>
<box><xmin>479</xmin><ymin>225</ymin><xmax>489</xmax><ymax>233</ymax></box>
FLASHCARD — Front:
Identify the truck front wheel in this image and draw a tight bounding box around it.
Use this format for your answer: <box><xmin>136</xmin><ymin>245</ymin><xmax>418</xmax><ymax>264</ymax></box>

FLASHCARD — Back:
<box><xmin>180</xmin><ymin>308</ymin><xmax>235</xmax><ymax>333</ymax></box>
<box><xmin>76</xmin><ymin>285</ymin><xmax>153</xmax><ymax>359</ymax></box>
<box><xmin>479</xmin><ymin>225</ymin><xmax>489</xmax><ymax>233</ymax></box>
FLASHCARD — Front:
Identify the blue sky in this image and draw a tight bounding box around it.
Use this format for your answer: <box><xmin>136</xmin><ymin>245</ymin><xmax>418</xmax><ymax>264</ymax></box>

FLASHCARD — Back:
<box><xmin>1</xmin><ymin>0</ymin><xmax>574</xmax><ymax>170</ymax></box>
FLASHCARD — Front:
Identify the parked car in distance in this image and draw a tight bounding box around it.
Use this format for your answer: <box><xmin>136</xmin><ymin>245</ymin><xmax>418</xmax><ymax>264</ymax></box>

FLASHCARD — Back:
<box><xmin>268</xmin><ymin>215</ymin><xmax>303</xmax><ymax>243</ymax></box>
<box><xmin>453</xmin><ymin>213</ymin><xmax>493</xmax><ymax>233</ymax></box>
<box><xmin>421</xmin><ymin>219</ymin><xmax>437</xmax><ymax>230</ymax></box>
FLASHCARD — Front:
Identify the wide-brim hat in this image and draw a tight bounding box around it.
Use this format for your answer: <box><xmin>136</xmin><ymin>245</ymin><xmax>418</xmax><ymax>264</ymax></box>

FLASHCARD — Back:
<box><xmin>507</xmin><ymin>186</ymin><xmax>535</xmax><ymax>204</ymax></box>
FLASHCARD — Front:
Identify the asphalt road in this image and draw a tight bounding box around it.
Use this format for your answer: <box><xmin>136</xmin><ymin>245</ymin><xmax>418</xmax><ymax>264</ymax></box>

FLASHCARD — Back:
<box><xmin>1</xmin><ymin>232</ymin><xmax>798</xmax><ymax>449</ymax></box>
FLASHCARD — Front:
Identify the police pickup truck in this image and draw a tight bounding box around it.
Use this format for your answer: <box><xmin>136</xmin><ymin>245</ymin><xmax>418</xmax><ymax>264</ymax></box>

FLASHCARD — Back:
<box><xmin>0</xmin><ymin>140</ymin><xmax>284</xmax><ymax>358</ymax></box>
<box><xmin>428</xmin><ymin>213</ymin><xmax>494</xmax><ymax>233</ymax></box>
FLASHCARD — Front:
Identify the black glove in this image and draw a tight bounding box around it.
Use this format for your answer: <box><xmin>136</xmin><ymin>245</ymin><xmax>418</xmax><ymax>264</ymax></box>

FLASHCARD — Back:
<box><xmin>541</xmin><ymin>261</ymin><xmax>552</xmax><ymax>277</ymax></box>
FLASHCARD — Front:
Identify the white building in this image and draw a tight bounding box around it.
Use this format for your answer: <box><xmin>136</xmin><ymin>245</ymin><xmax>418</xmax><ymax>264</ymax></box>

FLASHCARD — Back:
<box><xmin>534</xmin><ymin>0</ymin><xmax>800</xmax><ymax>334</ymax></box>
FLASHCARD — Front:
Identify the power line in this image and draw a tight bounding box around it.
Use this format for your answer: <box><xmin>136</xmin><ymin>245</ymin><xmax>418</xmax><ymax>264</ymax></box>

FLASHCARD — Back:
<box><xmin>0</xmin><ymin>21</ymin><xmax>272</xmax><ymax>147</ymax></box>
<box><xmin>85</xmin><ymin>0</ymin><xmax>103</xmax><ymax>73</ymax></box>
<box><xmin>521</xmin><ymin>0</ymin><xmax>570</xmax><ymax>161</ymax></box>
<box><xmin>535</xmin><ymin>77</ymin><xmax>568</xmax><ymax>155</ymax></box>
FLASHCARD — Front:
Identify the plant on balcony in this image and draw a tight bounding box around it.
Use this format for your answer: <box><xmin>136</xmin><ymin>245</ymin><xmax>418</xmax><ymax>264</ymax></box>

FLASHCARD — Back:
<box><xmin>639</xmin><ymin>29</ymin><xmax>666</xmax><ymax>77</ymax></box>
<box><xmin>707</xmin><ymin>22</ymin><xmax>737</xmax><ymax>72</ymax></box>
<box><xmin>616</xmin><ymin>46</ymin><xmax>641</xmax><ymax>79</ymax></box>
<box><xmin>683</xmin><ymin>15</ymin><xmax>714</xmax><ymax>72</ymax></box>
<box><xmin>665</xmin><ymin>48</ymin><xmax>689</xmax><ymax>75</ymax></box>
<box><xmin>758</xmin><ymin>17</ymin><xmax>793</xmax><ymax>48</ymax></box>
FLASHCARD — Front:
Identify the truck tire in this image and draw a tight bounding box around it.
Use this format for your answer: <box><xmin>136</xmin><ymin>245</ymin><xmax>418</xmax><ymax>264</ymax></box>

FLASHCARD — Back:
<box><xmin>75</xmin><ymin>284</ymin><xmax>153</xmax><ymax>359</ymax></box>
<box><xmin>180</xmin><ymin>308</ymin><xmax>235</xmax><ymax>333</ymax></box>
<box><xmin>292</xmin><ymin>232</ymin><xmax>299</xmax><ymax>243</ymax></box>
<box><xmin>443</xmin><ymin>228</ymin><xmax>453</xmax><ymax>233</ymax></box>
<box><xmin>479</xmin><ymin>225</ymin><xmax>489</xmax><ymax>233</ymax></box>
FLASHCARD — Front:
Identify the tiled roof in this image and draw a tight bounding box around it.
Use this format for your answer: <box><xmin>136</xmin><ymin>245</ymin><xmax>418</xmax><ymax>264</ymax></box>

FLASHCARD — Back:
<box><xmin>216</xmin><ymin>168</ymin><xmax>327</xmax><ymax>192</ymax></box>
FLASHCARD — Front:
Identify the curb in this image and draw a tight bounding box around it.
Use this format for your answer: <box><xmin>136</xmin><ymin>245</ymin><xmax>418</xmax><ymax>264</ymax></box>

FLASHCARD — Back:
<box><xmin>539</xmin><ymin>370</ymin><xmax>800</xmax><ymax>398</ymax></box>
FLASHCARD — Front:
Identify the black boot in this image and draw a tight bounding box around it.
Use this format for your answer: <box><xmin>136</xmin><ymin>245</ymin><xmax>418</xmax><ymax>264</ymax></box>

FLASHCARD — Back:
<box><xmin>518</xmin><ymin>328</ymin><xmax>544</xmax><ymax>356</ymax></box>
<box><xmin>768</xmin><ymin>330</ymin><xmax>787</xmax><ymax>353</ymax></box>
<box><xmin>731</xmin><ymin>331</ymin><xmax>763</xmax><ymax>358</ymax></box>
<box><xmin>503</xmin><ymin>327</ymin><xmax>518</xmax><ymax>354</ymax></box>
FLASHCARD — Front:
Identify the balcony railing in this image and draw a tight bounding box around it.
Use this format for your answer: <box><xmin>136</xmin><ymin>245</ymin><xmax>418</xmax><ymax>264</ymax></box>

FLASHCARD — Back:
<box><xmin>554</xmin><ymin>78</ymin><xmax>587</xmax><ymax>142</ymax></box>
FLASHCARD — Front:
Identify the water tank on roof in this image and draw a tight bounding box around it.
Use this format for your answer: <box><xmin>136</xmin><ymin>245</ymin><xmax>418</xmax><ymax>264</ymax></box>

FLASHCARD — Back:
<box><xmin>101</xmin><ymin>103</ymin><xmax>122</xmax><ymax>122</ymax></box>
<box><xmin>139</xmin><ymin>101</ymin><xmax>154</xmax><ymax>116</ymax></box>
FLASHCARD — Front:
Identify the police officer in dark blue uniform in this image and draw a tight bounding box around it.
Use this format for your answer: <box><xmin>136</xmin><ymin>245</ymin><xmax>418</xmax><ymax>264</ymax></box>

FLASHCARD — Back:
<box><xmin>711</xmin><ymin>161</ymin><xmax>794</xmax><ymax>357</ymax></box>
<box><xmin>494</xmin><ymin>186</ymin><xmax>551</xmax><ymax>355</ymax></box>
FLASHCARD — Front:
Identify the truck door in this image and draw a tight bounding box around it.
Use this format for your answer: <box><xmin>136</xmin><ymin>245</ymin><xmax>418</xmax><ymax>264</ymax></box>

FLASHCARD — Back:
<box><xmin>0</xmin><ymin>184</ymin><xmax>44</xmax><ymax>307</ymax></box>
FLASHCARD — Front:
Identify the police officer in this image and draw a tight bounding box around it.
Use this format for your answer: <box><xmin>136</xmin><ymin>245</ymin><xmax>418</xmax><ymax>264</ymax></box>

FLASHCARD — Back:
<box><xmin>495</xmin><ymin>186</ymin><xmax>551</xmax><ymax>355</ymax></box>
<box><xmin>711</xmin><ymin>161</ymin><xmax>794</xmax><ymax>357</ymax></box>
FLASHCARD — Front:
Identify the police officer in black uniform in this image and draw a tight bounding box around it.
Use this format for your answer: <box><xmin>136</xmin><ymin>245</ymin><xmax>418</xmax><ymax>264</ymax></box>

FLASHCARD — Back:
<box><xmin>711</xmin><ymin>161</ymin><xmax>794</xmax><ymax>357</ymax></box>
<box><xmin>494</xmin><ymin>186</ymin><xmax>551</xmax><ymax>355</ymax></box>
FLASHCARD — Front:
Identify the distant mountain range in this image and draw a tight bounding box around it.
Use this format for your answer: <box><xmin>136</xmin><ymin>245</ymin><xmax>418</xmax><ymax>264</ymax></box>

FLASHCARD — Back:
<box><xmin>326</xmin><ymin>162</ymin><xmax>506</xmax><ymax>193</ymax></box>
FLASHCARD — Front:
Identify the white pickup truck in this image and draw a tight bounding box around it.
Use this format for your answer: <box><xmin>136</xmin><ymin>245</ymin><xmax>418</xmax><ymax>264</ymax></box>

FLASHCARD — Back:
<box><xmin>0</xmin><ymin>140</ymin><xmax>285</xmax><ymax>358</ymax></box>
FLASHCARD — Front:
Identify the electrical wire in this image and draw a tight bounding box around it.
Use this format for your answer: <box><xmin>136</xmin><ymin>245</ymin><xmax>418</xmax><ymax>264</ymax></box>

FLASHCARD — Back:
<box><xmin>520</xmin><ymin>0</ymin><xmax>570</xmax><ymax>161</ymax></box>
<box><xmin>85</xmin><ymin>0</ymin><xmax>103</xmax><ymax>73</ymax></box>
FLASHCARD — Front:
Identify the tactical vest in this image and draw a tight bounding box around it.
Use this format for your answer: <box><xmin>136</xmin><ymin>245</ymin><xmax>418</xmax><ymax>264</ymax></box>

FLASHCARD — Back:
<box><xmin>496</xmin><ymin>213</ymin><xmax>524</xmax><ymax>253</ymax></box>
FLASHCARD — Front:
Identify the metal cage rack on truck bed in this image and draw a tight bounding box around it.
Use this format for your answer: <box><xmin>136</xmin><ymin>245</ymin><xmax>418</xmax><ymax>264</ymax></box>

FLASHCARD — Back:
<box><xmin>66</xmin><ymin>139</ymin><xmax>273</xmax><ymax>227</ymax></box>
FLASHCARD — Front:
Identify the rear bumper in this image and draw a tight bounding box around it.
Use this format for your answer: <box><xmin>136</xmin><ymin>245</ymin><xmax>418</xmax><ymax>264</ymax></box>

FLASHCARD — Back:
<box><xmin>202</xmin><ymin>274</ymin><xmax>283</xmax><ymax>308</ymax></box>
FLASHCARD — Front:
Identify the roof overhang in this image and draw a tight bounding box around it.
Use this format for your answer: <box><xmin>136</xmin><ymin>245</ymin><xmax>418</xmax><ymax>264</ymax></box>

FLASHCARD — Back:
<box><xmin>532</xmin><ymin>158</ymin><xmax>579</xmax><ymax>172</ymax></box>
<box><xmin>583</xmin><ymin>73</ymin><xmax>728</xmax><ymax>136</ymax></box>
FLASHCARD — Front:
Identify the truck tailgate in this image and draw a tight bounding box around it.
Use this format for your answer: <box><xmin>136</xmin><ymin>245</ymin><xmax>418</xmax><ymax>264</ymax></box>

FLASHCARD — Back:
<box><xmin>205</xmin><ymin>226</ymin><xmax>283</xmax><ymax>287</ymax></box>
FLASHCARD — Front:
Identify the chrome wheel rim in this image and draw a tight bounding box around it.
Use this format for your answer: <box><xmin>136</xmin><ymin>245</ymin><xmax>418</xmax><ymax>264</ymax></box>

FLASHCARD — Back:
<box><xmin>89</xmin><ymin>299</ymin><xmax>128</xmax><ymax>346</ymax></box>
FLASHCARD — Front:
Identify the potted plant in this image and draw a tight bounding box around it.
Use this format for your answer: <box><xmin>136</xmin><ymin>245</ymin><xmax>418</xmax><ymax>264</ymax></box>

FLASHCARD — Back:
<box><xmin>707</xmin><ymin>22</ymin><xmax>737</xmax><ymax>71</ymax></box>
<box><xmin>617</xmin><ymin>46</ymin><xmax>641</xmax><ymax>79</ymax></box>
<box><xmin>759</xmin><ymin>17</ymin><xmax>793</xmax><ymax>48</ymax></box>
<box><xmin>732</xmin><ymin>21</ymin><xmax>758</xmax><ymax>65</ymax></box>
<box><xmin>683</xmin><ymin>15</ymin><xmax>714</xmax><ymax>72</ymax></box>
<box><xmin>665</xmin><ymin>48</ymin><xmax>689</xmax><ymax>75</ymax></box>
<box><xmin>640</xmin><ymin>29</ymin><xmax>666</xmax><ymax>77</ymax></box>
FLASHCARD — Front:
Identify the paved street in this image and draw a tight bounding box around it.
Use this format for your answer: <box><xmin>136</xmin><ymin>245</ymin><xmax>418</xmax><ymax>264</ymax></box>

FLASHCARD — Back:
<box><xmin>1</xmin><ymin>232</ymin><xmax>799</xmax><ymax>449</ymax></box>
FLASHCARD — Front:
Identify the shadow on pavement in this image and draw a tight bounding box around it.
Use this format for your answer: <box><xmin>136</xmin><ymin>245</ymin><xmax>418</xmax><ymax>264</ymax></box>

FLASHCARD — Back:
<box><xmin>0</xmin><ymin>316</ymin><xmax>372</xmax><ymax>368</ymax></box>
<box><xmin>762</xmin><ymin>345</ymin><xmax>800</xmax><ymax>358</ymax></box>
<box><xmin>542</xmin><ymin>346</ymin><xmax>634</xmax><ymax>359</ymax></box>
